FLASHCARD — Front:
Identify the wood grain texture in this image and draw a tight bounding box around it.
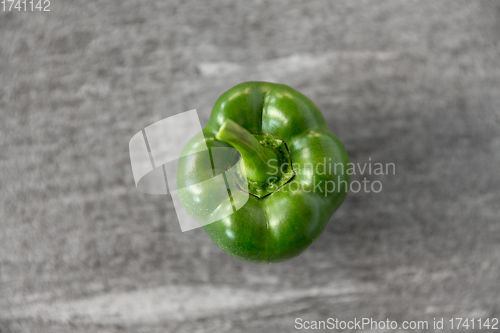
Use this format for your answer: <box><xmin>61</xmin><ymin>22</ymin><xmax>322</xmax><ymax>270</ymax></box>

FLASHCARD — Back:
<box><xmin>1</xmin><ymin>1</ymin><xmax>499</xmax><ymax>332</ymax></box>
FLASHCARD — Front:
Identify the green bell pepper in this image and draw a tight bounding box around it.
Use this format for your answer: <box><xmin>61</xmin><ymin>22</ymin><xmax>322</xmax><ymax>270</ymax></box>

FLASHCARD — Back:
<box><xmin>177</xmin><ymin>81</ymin><xmax>350</xmax><ymax>263</ymax></box>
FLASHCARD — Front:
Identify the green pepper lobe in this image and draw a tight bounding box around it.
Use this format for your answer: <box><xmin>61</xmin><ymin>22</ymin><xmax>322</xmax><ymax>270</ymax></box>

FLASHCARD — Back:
<box><xmin>177</xmin><ymin>82</ymin><xmax>350</xmax><ymax>263</ymax></box>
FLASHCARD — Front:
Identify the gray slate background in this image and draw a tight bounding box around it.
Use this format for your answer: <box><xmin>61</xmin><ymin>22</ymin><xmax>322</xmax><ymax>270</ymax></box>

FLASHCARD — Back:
<box><xmin>1</xmin><ymin>1</ymin><xmax>500</xmax><ymax>332</ymax></box>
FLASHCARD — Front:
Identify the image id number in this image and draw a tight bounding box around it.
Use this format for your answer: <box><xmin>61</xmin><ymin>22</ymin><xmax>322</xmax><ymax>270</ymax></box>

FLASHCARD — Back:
<box><xmin>1</xmin><ymin>0</ymin><xmax>50</xmax><ymax>11</ymax></box>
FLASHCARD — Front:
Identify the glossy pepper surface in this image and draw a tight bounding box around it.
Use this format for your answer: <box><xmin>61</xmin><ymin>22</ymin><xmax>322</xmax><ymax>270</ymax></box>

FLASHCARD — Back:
<box><xmin>177</xmin><ymin>82</ymin><xmax>350</xmax><ymax>263</ymax></box>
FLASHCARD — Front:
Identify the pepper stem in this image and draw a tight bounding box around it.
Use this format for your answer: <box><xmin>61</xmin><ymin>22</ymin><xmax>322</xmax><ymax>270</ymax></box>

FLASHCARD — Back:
<box><xmin>216</xmin><ymin>119</ymin><xmax>279</xmax><ymax>186</ymax></box>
